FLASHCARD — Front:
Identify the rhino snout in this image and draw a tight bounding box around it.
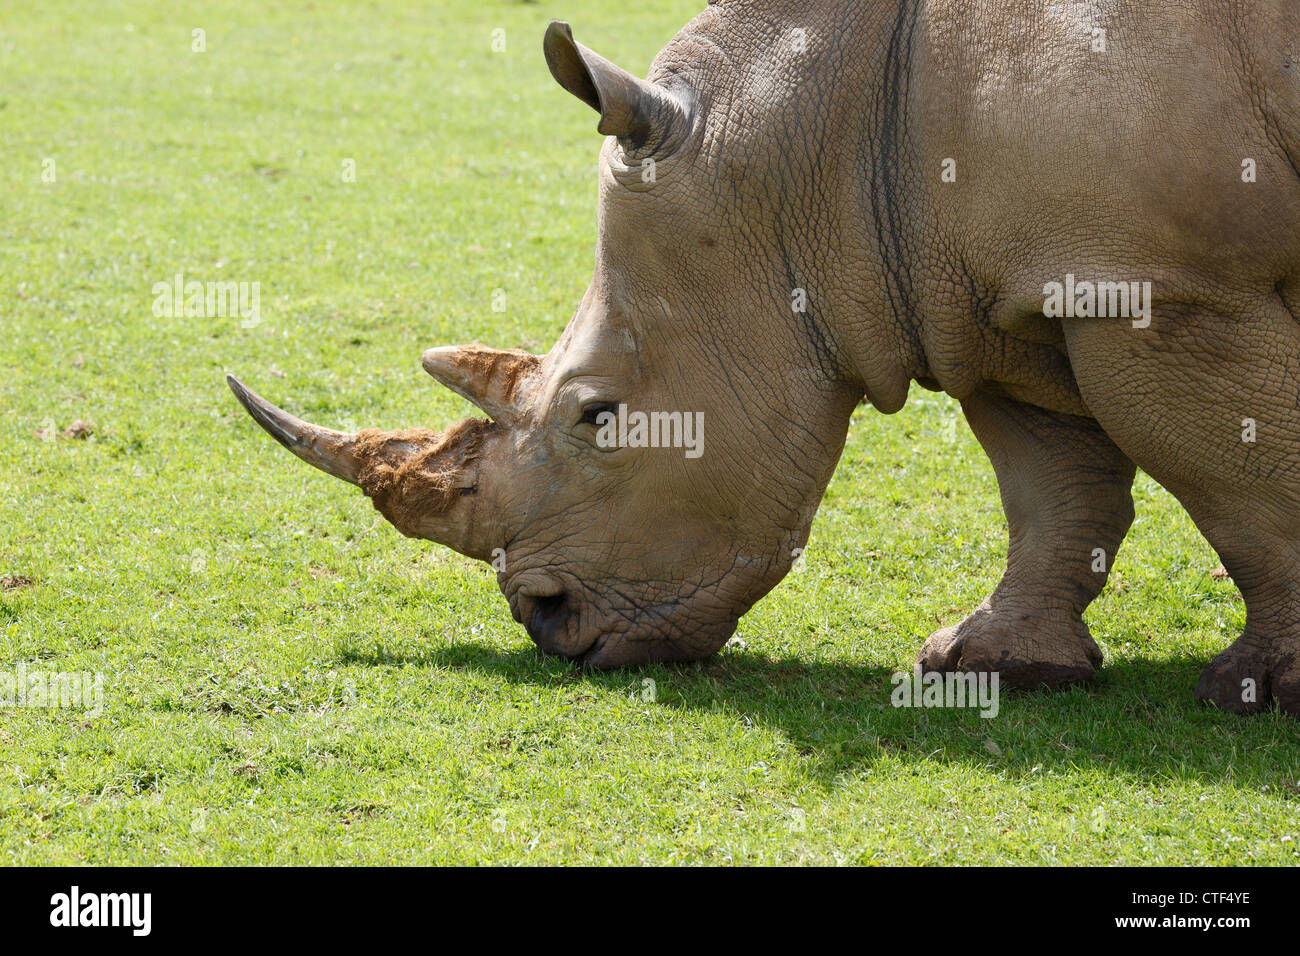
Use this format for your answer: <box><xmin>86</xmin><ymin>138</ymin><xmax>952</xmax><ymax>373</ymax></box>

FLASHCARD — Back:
<box><xmin>513</xmin><ymin>587</ymin><xmax>593</xmax><ymax>659</ymax></box>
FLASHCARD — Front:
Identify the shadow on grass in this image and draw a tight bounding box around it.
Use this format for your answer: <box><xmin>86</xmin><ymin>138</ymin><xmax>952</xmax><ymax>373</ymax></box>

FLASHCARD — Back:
<box><xmin>339</xmin><ymin>640</ymin><xmax>1300</xmax><ymax>788</ymax></box>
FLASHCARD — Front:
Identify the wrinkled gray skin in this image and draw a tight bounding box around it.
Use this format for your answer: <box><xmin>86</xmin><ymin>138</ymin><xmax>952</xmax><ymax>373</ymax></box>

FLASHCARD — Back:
<box><xmin>232</xmin><ymin>0</ymin><xmax>1300</xmax><ymax>716</ymax></box>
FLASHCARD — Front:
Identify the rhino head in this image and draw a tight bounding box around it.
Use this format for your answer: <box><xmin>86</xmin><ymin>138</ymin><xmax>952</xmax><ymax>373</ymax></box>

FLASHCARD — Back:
<box><xmin>229</xmin><ymin>17</ymin><xmax>868</xmax><ymax>667</ymax></box>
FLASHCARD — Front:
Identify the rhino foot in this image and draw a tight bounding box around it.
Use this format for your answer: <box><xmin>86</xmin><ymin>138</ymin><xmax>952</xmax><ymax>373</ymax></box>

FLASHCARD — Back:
<box><xmin>1195</xmin><ymin>637</ymin><xmax>1300</xmax><ymax>717</ymax></box>
<box><xmin>917</xmin><ymin>604</ymin><xmax>1102</xmax><ymax>689</ymax></box>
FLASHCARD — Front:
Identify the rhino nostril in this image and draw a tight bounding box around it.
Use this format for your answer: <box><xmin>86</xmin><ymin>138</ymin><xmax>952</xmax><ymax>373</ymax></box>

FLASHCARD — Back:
<box><xmin>525</xmin><ymin>592</ymin><xmax>574</xmax><ymax>655</ymax></box>
<box><xmin>533</xmin><ymin>593</ymin><xmax>566</xmax><ymax>617</ymax></box>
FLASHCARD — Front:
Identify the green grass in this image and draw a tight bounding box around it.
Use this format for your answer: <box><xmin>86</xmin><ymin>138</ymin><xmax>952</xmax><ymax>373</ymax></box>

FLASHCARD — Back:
<box><xmin>2</xmin><ymin>0</ymin><xmax>1298</xmax><ymax>865</ymax></box>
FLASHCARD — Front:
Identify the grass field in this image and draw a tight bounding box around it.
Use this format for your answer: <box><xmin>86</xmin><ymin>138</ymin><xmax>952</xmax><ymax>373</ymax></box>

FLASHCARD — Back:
<box><xmin>2</xmin><ymin>0</ymin><xmax>1298</xmax><ymax>865</ymax></box>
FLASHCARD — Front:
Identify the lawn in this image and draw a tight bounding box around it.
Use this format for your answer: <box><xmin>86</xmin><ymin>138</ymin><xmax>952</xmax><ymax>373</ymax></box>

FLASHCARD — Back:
<box><xmin>1</xmin><ymin>0</ymin><xmax>1297</xmax><ymax>865</ymax></box>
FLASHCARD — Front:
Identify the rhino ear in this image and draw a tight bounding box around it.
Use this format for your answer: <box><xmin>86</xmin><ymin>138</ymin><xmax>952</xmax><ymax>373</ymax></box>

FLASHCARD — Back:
<box><xmin>421</xmin><ymin>345</ymin><xmax>541</xmax><ymax>428</ymax></box>
<box><xmin>543</xmin><ymin>19</ymin><xmax>690</xmax><ymax>155</ymax></box>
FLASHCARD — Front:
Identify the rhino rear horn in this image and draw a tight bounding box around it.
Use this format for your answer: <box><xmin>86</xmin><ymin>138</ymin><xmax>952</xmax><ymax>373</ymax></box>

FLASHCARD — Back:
<box><xmin>421</xmin><ymin>344</ymin><xmax>540</xmax><ymax>428</ymax></box>
<box><xmin>543</xmin><ymin>19</ymin><xmax>690</xmax><ymax>154</ymax></box>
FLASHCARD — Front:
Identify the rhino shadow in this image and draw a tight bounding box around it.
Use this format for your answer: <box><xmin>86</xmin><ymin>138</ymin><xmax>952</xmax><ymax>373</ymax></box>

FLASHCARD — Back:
<box><xmin>338</xmin><ymin>640</ymin><xmax>1297</xmax><ymax>789</ymax></box>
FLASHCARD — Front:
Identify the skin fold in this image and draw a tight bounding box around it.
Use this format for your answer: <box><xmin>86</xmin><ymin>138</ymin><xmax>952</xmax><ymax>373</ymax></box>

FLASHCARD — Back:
<box><xmin>231</xmin><ymin>0</ymin><xmax>1300</xmax><ymax>716</ymax></box>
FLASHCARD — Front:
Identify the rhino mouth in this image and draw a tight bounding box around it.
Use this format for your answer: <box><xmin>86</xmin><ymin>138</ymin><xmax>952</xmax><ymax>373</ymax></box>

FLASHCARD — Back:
<box><xmin>510</xmin><ymin>584</ymin><xmax>697</xmax><ymax>666</ymax></box>
<box><xmin>503</xmin><ymin>569</ymin><xmax>747</xmax><ymax>667</ymax></box>
<box><xmin>523</xmin><ymin>592</ymin><xmax>580</xmax><ymax>655</ymax></box>
<box><xmin>507</xmin><ymin>576</ymin><xmax>598</xmax><ymax>660</ymax></box>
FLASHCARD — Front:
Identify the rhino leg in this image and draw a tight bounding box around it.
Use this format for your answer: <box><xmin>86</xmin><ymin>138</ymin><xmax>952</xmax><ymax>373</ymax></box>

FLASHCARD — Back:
<box><xmin>1196</xmin><ymin>629</ymin><xmax>1300</xmax><ymax>716</ymax></box>
<box><xmin>1064</xmin><ymin>303</ymin><xmax>1300</xmax><ymax>716</ymax></box>
<box><xmin>918</xmin><ymin>390</ymin><xmax>1136</xmax><ymax>687</ymax></box>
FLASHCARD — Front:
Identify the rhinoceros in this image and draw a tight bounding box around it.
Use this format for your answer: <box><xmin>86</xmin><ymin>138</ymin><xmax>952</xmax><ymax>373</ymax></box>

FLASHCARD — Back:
<box><xmin>229</xmin><ymin>1</ymin><xmax>1300</xmax><ymax>716</ymax></box>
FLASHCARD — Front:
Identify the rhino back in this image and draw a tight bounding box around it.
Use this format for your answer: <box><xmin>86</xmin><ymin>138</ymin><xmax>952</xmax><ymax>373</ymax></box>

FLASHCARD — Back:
<box><xmin>917</xmin><ymin>0</ymin><xmax>1300</xmax><ymax>311</ymax></box>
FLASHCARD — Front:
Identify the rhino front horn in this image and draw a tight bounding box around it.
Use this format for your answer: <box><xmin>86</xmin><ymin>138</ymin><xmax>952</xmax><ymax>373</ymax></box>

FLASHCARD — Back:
<box><xmin>226</xmin><ymin>374</ymin><xmax>361</xmax><ymax>484</ymax></box>
<box><xmin>228</xmin><ymin>373</ymin><xmax>502</xmax><ymax>561</ymax></box>
<box><xmin>543</xmin><ymin>19</ymin><xmax>691</xmax><ymax>154</ymax></box>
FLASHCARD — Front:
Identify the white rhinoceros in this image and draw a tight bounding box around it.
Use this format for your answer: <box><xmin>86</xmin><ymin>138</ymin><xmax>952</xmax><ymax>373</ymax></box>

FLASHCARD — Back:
<box><xmin>231</xmin><ymin>2</ymin><xmax>1300</xmax><ymax>716</ymax></box>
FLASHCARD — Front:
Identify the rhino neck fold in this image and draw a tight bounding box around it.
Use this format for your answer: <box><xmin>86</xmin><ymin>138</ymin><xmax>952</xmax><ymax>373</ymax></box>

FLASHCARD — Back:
<box><xmin>746</xmin><ymin>0</ymin><xmax>929</xmax><ymax>414</ymax></box>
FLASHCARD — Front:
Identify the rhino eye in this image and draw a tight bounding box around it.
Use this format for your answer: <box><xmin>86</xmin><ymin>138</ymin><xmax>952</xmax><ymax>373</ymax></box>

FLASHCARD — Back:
<box><xmin>578</xmin><ymin>402</ymin><xmax>620</xmax><ymax>427</ymax></box>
